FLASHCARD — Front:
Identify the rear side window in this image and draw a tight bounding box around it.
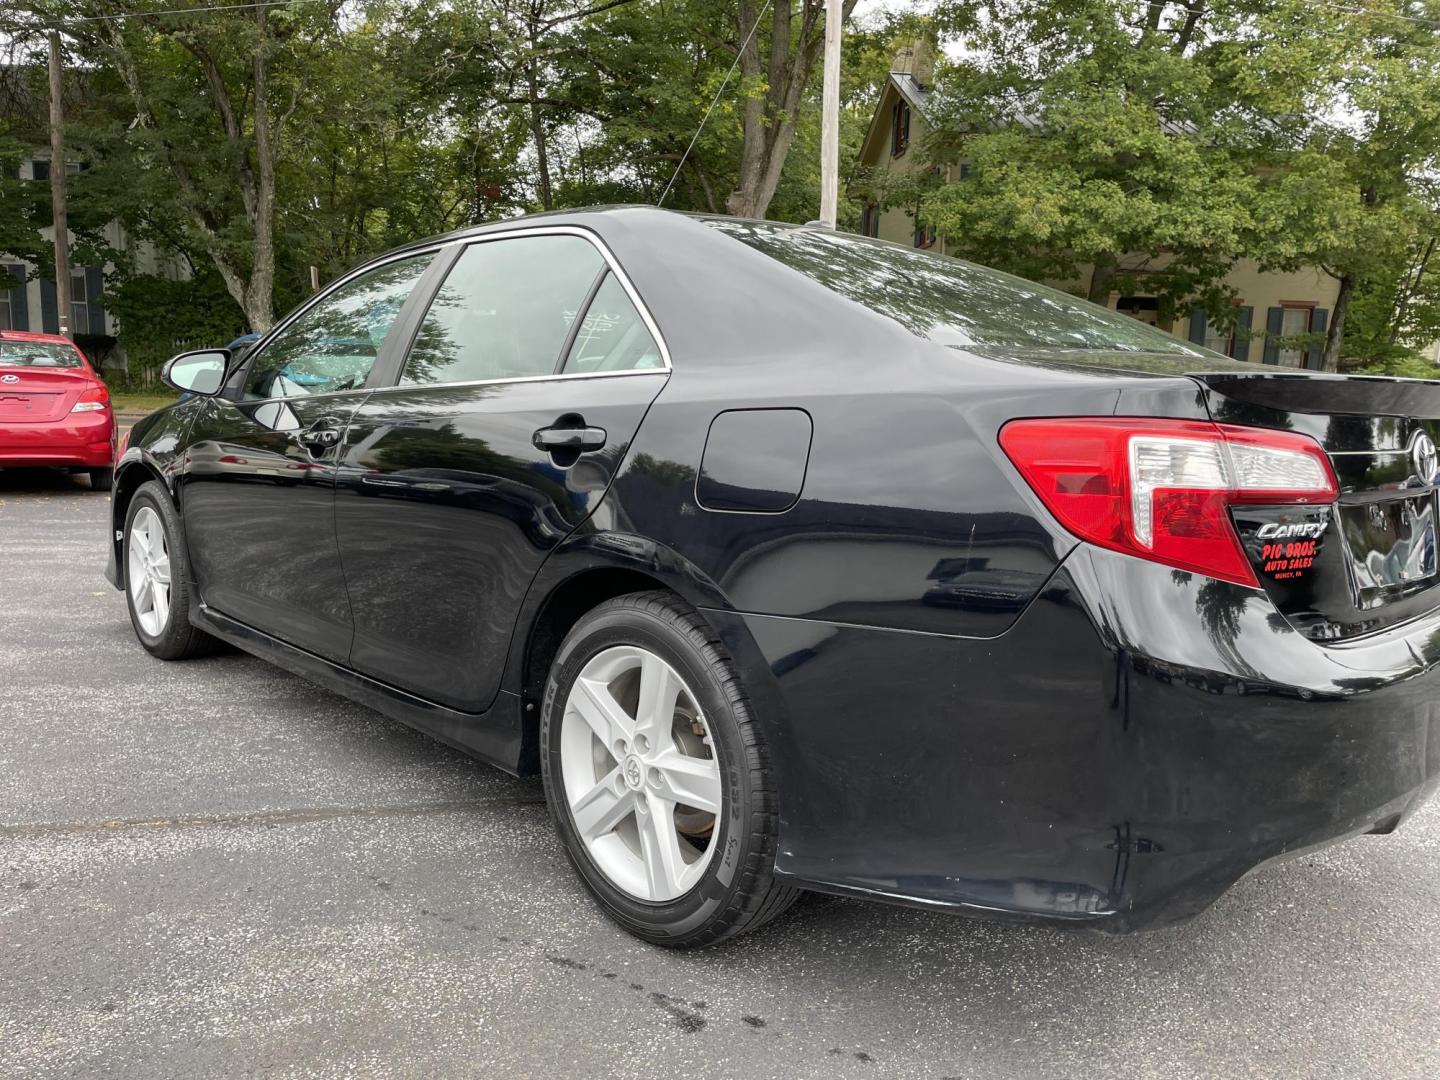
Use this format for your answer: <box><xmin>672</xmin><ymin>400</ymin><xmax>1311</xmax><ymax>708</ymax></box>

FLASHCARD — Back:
<box><xmin>705</xmin><ymin>219</ymin><xmax>1205</xmax><ymax>356</ymax></box>
<box><xmin>244</xmin><ymin>253</ymin><xmax>432</xmax><ymax>400</ymax></box>
<box><xmin>401</xmin><ymin>235</ymin><xmax>605</xmax><ymax>385</ymax></box>
<box><xmin>562</xmin><ymin>273</ymin><xmax>663</xmax><ymax>374</ymax></box>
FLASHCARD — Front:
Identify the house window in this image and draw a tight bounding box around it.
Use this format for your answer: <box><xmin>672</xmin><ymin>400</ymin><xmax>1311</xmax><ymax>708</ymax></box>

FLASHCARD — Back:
<box><xmin>30</xmin><ymin>160</ymin><xmax>49</xmax><ymax>182</ymax></box>
<box><xmin>913</xmin><ymin>221</ymin><xmax>936</xmax><ymax>249</ymax></box>
<box><xmin>891</xmin><ymin>101</ymin><xmax>911</xmax><ymax>157</ymax></box>
<box><xmin>70</xmin><ymin>270</ymin><xmax>91</xmax><ymax>335</ymax></box>
<box><xmin>0</xmin><ymin>266</ymin><xmax>18</xmax><ymax>330</ymax></box>
<box><xmin>1277</xmin><ymin>304</ymin><xmax>1314</xmax><ymax>368</ymax></box>
<box><xmin>958</xmin><ymin>162</ymin><xmax>972</xmax><ymax>180</ymax></box>
<box><xmin>1203</xmin><ymin>317</ymin><xmax>1234</xmax><ymax>356</ymax></box>
<box><xmin>860</xmin><ymin>204</ymin><xmax>880</xmax><ymax>238</ymax></box>
<box><xmin>1117</xmin><ymin>296</ymin><xmax>1160</xmax><ymax>328</ymax></box>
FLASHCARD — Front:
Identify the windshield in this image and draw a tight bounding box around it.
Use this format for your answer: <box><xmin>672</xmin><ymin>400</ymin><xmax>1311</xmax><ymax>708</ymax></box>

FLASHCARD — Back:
<box><xmin>705</xmin><ymin>219</ymin><xmax>1206</xmax><ymax>357</ymax></box>
<box><xmin>0</xmin><ymin>341</ymin><xmax>84</xmax><ymax>368</ymax></box>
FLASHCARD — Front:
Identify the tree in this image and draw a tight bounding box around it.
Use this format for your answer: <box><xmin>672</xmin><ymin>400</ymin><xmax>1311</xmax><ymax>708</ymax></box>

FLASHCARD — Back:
<box><xmin>1240</xmin><ymin>1</ymin><xmax>1440</xmax><ymax>370</ymax></box>
<box><xmin>919</xmin><ymin>1</ymin><xmax>1266</xmax><ymax>322</ymax></box>
<box><xmin>727</xmin><ymin>0</ymin><xmax>859</xmax><ymax>218</ymax></box>
<box><xmin>9</xmin><ymin>2</ymin><xmax>349</xmax><ymax>332</ymax></box>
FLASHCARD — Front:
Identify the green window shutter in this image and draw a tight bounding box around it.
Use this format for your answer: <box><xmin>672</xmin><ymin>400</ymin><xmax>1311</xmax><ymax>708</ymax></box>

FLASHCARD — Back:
<box><xmin>1233</xmin><ymin>306</ymin><xmax>1254</xmax><ymax>362</ymax></box>
<box><xmin>85</xmin><ymin>267</ymin><xmax>105</xmax><ymax>334</ymax></box>
<box><xmin>1187</xmin><ymin>305</ymin><xmax>1207</xmax><ymax>345</ymax></box>
<box><xmin>1305</xmin><ymin>309</ymin><xmax>1328</xmax><ymax>369</ymax></box>
<box><xmin>6</xmin><ymin>265</ymin><xmax>28</xmax><ymax>331</ymax></box>
<box><xmin>39</xmin><ymin>278</ymin><xmax>57</xmax><ymax>334</ymax></box>
<box><xmin>1262</xmin><ymin>307</ymin><xmax>1284</xmax><ymax>365</ymax></box>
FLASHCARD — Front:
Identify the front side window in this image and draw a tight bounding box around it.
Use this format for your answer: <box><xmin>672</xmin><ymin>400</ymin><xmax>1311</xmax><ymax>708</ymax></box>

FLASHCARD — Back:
<box><xmin>243</xmin><ymin>253</ymin><xmax>432</xmax><ymax>400</ymax></box>
<box><xmin>401</xmin><ymin>234</ymin><xmax>605</xmax><ymax>385</ymax></box>
<box><xmin>707</xmin><ymin>219</ymin><xmax>1206</xmax><ymax>357</ymax></box>
<box><xmin>562</xmin><ymin>273</ymin><xmax>663</xmax><ymax>374</ymax></box>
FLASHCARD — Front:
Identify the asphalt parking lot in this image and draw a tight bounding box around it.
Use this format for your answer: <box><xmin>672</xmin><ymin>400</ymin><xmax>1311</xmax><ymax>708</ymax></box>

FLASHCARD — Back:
<box><xmin>2</xmin><ymin>468</ymin><xmax>1438</xmax><ymax>1080</ymax></box>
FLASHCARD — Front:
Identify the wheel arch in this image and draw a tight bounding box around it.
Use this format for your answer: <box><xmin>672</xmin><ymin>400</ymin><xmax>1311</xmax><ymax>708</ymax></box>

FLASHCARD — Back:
<box><xmin>109</xmin><ymin>457</ymin><xmax>172</xmax><ymax>588</ymax></box>
<box><xmin>506</xmin><ymin>536</ymin><xmax>792</xmax><ymax>789</ymax></box>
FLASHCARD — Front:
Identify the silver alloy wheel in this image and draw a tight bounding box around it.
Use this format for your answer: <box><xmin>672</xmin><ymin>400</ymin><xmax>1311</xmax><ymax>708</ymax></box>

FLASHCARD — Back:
<box><xmin>559</xmin><ymin>644</ymin><xmax>723</xmax><ymax>902</ymax></box>
<box><xmin>127</xmin><ymin>505</ymin><xmax>172</xmax><ymax>638</ymax></box>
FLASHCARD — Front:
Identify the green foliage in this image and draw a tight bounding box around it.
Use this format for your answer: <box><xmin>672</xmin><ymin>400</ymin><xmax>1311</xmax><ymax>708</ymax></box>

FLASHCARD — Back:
<box><xmin>102</xmin><ymin>270</ymin><xmax>246</xmax><ymax>382</ymax></box>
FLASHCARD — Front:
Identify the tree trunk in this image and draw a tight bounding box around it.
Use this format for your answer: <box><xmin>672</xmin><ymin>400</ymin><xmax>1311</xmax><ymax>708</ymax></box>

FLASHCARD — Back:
<box><xmin>526</xmin><ymin>18</ymin><xmax>553</xmax><ymax>212</ymax></box>
<box><xmin>725</xmin><ymin>0</ymin><xmax>855</xmax><ymax>220</ymax></box>
<box><xmin>1320</xmin><ymin>273</ymin><xmax>1354</xmax><ymax>373</ymax></box>
<box><xmin>1087</xmin><ymin>254</ymin><xmax>1118</xmax><ymax>305</ymax></box>
<box><xmin>246</xmin><ymin>6</ymin><xmax>277</xmax><ymax>332</ymax></box>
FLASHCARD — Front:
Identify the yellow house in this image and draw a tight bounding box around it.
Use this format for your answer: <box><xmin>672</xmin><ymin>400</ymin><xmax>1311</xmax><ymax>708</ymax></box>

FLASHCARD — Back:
<box><xmin>855</xmin><ymin>48</ymin><xmax>1341</xmax><ymax>368</ymax></box>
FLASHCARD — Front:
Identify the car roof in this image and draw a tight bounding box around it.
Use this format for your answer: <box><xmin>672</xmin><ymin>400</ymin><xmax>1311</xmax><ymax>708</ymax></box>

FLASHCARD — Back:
<box><xmin>378</xmin><ymin>205</ymin><xmax>787</xmax><ymax>258</ymax></box>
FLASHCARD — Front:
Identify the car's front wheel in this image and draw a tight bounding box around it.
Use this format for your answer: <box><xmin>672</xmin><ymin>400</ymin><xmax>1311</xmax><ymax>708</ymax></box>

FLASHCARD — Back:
<box><xmin>541</xmin><ymin>591</ymin><xmax>798</xmax><ymax>947</ymax></box>
<box><xmin>123</xmin><ymin>481</ymin><xmax>219</xmax><ymax>660</ymax></box>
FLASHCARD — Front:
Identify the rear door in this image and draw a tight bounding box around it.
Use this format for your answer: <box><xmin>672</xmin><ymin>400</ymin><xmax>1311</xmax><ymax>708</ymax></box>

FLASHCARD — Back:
<box><xmin>334</xmin><ymin>228</ymin><xmax>669</xmax><ymax>712</ymax></box>
<box><xmin>180</xmin><ymin>251</ymin><xmax>438</xmax><ymax>662</ymax></box>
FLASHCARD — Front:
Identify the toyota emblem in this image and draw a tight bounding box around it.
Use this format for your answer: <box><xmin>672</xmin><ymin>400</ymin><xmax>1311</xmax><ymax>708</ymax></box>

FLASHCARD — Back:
<box><xmin>0</xmin><ymin>374</ymin><xmax>17</xmax><ymax>384</ymax></box>
<box><xmin>1411</xmin><ymin>430</ymin><xmax>1438</xmax><ymax>485</ymax></box>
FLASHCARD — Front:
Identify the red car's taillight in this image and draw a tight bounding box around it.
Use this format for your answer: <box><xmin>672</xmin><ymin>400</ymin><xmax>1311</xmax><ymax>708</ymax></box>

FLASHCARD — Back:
<box><xmin>71</xmin><ymin>384</ymin><xmax>111</xmax><ymax>414</ymax></box>
<box><xmin>998</xmin><ymin>418</ymin><xmax>1338</xmax><ymax>587</ymax></box>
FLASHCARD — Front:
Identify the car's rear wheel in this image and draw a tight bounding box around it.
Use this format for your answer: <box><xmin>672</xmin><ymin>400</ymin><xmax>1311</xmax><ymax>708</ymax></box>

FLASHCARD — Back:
<box><xmin>123</xmin><ymin>481</ymin><xmax>220</xmax><ymax>660</ymax></box>
<box><xmin>541</xmin><ymin>591</ymin><xmax>798</xmax><ymax>947</ymax></box>
<box><xmin>88</xmin><ymin>467</ymin><xmax>113</xmax><ymax>492</ymax></box>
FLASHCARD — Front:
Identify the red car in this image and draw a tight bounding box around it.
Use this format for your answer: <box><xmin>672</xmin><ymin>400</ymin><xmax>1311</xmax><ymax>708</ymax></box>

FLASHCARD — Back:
<box><xmin>0</xmin><ymin>330</ymin><xmax>115</xmax><ymax>490</ymax></box>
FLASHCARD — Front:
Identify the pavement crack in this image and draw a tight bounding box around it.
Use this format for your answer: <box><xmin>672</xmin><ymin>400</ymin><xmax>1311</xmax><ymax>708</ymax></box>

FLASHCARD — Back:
<box><xmin>0</xmin><ymin>796</ymin><xmax>546</xmax><ymax>838</ymax></box>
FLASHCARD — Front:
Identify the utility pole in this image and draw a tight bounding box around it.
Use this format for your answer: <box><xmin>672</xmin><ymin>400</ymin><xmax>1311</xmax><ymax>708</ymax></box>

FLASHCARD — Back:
<box><xmin>819</xmin><ymin>0</ymin><xmax>842</xmax><ymax>228</ymax></box>
<box><xmin>47</xmin><ymin>32</ymin><xmax>71</xmax><ymax>337</ymax></box>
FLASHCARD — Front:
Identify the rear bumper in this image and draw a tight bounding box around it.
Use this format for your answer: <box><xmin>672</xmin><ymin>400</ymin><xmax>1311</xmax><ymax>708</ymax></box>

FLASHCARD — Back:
<box><xmin>707</xmin><ymin>544</ymin><xmax>1440</xmax><ymax>930</ymax></box>
<box><xmin>0</xmin><ymin>413</ymin><xmax>115</xmax><ymax>468</ymax></box>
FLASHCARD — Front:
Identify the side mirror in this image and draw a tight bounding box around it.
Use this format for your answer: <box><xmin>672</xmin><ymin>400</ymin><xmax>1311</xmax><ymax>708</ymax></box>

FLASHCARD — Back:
<box><xmin>162</xmin><ymin>349</ymin><xmax>230</xmax><ymax>396</ymax></box>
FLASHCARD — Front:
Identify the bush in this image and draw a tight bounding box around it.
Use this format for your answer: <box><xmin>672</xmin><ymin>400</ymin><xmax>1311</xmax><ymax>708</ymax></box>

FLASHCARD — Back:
<box><xmin>103</xmin><ymin>270</ymin><xmax>246</xmax><ymax>387</ymax></box>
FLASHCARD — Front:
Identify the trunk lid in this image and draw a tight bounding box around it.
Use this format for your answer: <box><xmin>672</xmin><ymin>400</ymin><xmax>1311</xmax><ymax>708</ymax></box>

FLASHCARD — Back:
<box><xmin>1193</xmin><ymin>370</ymin><xmax>1440</xmax><ymax>641</ymax></box>
<box><xmin>0</xmin><ymin>368</ymin><xmax>92</xmax><ymax>424</ymax></box>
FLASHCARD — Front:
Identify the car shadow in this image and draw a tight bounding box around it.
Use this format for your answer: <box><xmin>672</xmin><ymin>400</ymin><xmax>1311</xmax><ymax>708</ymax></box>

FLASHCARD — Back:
<box><xmin>0</xmin><ymin>467</ymin><xmax>103</xmax><ymax>495</ymax></box>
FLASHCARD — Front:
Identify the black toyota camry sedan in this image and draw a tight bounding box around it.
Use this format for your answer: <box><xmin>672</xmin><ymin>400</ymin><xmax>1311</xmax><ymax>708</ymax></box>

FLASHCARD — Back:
<box><xmin>107</xmin><ymin>207</ymin><xmax>1440</xmax><ymax>946</ymax></box>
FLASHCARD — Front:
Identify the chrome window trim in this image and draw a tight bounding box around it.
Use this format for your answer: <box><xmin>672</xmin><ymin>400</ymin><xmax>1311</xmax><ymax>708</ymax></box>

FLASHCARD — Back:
<box><xmin>364</xmin><ymin>366</ymin><xmax>669</xmax><ymax>398</ymax></box>
<box><xmin>235</xmin><ymin>244</ymin><xmax>449</xmax><ymax>406</ymax></box>
<box><xmin>392</xmin><ymin>224</ymin><xmax>673</xmax><ymax>388</ymax></box>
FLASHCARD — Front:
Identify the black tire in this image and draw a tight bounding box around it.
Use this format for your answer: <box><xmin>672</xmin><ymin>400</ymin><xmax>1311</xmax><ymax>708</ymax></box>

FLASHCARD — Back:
<box><xmin>122</xmin><ymin>480</ymin><xmax>221</xmax><ymax>660</ymax></box>
<box><xmin>88</xmin><ymin>467</ymin><xmax>113</xmax><ymax>492</ymax></box>
<box><xmin>540</xmin><ymin>590</ymin><xmax>799</xmax><ymax>947</ymax></box>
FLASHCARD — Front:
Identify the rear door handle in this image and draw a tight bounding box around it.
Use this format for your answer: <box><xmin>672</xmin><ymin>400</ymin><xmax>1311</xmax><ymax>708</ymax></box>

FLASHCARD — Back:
<box><xmin>532</xmin><ymin>424</ymin><xmax>607</xmax><ymax>453</ymax></box>
<box><xmin>299</xmin><ymin>417</ymin><xmax>345</xmax><ymax>450</ymax></box>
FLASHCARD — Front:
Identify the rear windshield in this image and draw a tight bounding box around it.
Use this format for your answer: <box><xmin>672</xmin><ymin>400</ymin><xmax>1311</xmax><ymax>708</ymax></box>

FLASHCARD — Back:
<box><xmin>705</xmin><ymin>219</ymin><xmax>1205</xmax><ymax>357</ymax></box>
<box><xmin>0</xmin><ymin>342</ymin><xmax>84</xmax><ymax>368</ymax></box>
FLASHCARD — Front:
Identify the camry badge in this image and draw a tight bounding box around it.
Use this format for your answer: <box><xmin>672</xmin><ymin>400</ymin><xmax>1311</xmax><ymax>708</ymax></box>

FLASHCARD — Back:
<box><xmin>1411</xmin><ymin>430</ymin><xmax>1438</xmax><ymax>484</ymax></box>
<box><xmin>0</xmin><ymin>374</ymin><xmax>18</xmax><ymax>384</ymax></box>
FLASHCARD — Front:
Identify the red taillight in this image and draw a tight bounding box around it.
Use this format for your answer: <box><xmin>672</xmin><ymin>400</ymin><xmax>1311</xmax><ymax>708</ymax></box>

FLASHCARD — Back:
<box><xmin>71</xmin><ymin>384</ymin><xmax>111</xmax><ymax>413</ymax></box>
<box><xmin>998</xmin><ymin>418</ymin><xmax>1338</xmax><ymax>587</ymax></box>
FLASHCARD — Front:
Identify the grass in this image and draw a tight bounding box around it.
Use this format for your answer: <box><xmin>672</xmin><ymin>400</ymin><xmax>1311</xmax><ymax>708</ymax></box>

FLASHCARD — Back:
<box><xmin>110</xmin><ymin>390</ymin><xmax>180</xmax><ymax>414</ymax></box>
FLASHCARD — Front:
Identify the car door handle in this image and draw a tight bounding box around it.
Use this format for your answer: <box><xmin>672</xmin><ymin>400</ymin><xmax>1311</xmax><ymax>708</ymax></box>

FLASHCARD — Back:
<box><xmin>532</xmin><ymin>424</ymin><xmax>607</xmax><ymax>453</ymax></box>
<box><xmin>298</xmin><ymin>418</ymin><xmax>344</xmax><ymax>450</ymax></box>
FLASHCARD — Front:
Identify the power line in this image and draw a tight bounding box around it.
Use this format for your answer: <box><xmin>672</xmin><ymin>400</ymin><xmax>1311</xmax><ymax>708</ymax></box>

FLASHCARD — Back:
<box><xmin>53</xmin><ymin>0</ymin><xmax>334</xmax><ymax>27</ymax></box>
<box><xmin>1293</xmin><ymin>1</ymin><xmax>1440</xmax><ymax>28</ymax></box>
<box><xmin>657</xmin><ymin>0</ymin><xmax>773</xmax><ymax>209</ymax></box>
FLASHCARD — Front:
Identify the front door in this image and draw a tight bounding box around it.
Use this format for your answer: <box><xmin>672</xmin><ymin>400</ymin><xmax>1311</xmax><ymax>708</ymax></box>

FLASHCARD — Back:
<box><xmin>333</xmin><ymin>230</ymin><xmax>670</xmax><ymax>711</ymax></box>
<box><xmin>180</xmin><ymin>251</ymin><xmax>437</xmax><ymax>662</ymax></box>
